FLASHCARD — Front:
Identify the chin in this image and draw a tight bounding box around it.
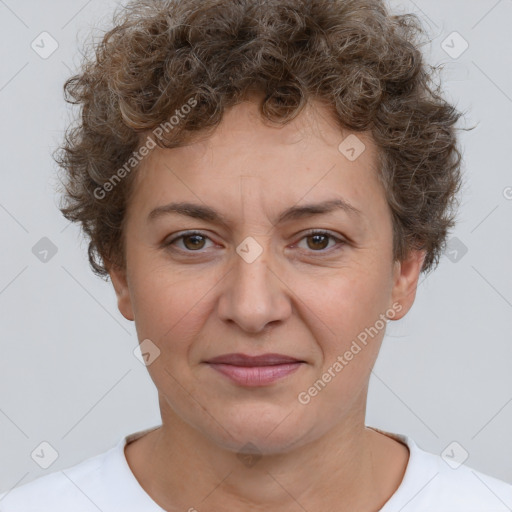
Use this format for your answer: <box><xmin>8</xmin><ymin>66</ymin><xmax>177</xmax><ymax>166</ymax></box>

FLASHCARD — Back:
<box><xmin>202</xmin><ymin>405</ymin><xmax>313</xmax><ymax>456</ymax></box>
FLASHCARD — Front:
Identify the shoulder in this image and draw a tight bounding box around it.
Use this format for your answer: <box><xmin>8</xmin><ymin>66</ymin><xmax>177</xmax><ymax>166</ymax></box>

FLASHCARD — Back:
<box><xmin>0</xmin><ymin>448</ymin><xmax>110</xmax><ymax>512</ymax></box>
<box><xmin>419</xmin><ymin>448</ymin><xmax>512</xmax><ymax>507</ymax></box>
<box><xmin>0</xmin><ymin>427</ymin><xmax>162</xmax><ymax>512</ymax></box>
<box><xmin>375</xmin><ymin>427</ymin><xmax>512</xmax><ymax>511</ymax></box>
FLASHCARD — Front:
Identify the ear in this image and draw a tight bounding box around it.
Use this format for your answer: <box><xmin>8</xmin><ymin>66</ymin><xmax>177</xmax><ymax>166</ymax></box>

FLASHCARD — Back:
<box><xmin>108</xmin><ymin>264</ymin><xmax>135</xmax><ymax>321</ymax></box>
<box><xmin>389</xmin><ymin>249</ymin><xmax>426</xmax><ymax>321</ymax></box>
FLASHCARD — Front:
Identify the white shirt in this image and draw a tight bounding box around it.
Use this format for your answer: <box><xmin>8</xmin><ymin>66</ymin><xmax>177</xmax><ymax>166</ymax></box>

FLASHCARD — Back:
<box><xmin>1</xmin><ymin>425</ymin><xmax>511</xmax><ymax>511</ymax></box>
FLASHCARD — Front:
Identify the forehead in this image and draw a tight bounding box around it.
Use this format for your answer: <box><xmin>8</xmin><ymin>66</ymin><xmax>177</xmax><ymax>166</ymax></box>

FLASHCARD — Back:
<box><xmin>127</xmin><ymin>98</ymin><xmax>386</xmax><ymax>227</ymax></box>
<box><xmin>171</xmin><ymin>96</ymin><xmax>375</xmax><ymax>160</ymax></box>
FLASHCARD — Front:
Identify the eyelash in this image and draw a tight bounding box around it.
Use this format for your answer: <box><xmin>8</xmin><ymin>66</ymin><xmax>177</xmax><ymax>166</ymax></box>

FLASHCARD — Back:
<box><xmin>164</xmin><ymin>229</ymin><xmax>346</xmax><ymax>255</ymax></box>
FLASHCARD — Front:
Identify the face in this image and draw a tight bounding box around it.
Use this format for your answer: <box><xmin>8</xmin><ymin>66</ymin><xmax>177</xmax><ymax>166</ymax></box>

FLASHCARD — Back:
<box><xmin>110</xmin><ymin>97</ymin><xmax>425</xmax><ymax>454</ymax></box>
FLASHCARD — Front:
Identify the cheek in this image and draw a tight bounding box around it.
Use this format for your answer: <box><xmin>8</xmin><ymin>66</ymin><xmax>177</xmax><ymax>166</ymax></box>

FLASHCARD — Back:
<box><xmin>297</xmin><ymin>272</ymin><xmax>391</xmax><ymax>412</ymax></box>
<box><xmin>306</xmin><ymin>265</ymin><xmax>392</xmax><ymax>337</ymax></box>
<box><xmin>129</xmin><ymin>261</ymin><xmax>221</xmax><ymax>348</ymax></box>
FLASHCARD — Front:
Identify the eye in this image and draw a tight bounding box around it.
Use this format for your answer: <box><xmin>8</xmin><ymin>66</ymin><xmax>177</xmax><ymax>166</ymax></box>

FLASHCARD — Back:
<box><xmin>165</xmin><ymin>231</ymin><xmax>215</xmax><ymax>252</ymax></box>
<box><xmin>294</xmin><ymin>230</ymin><xmax>346</xmax><ymax>253</ymax></box>
<box><xmin>164</xmin><ymin>229</ymin><xmax>346</xmax><ymax>254</ymax></box>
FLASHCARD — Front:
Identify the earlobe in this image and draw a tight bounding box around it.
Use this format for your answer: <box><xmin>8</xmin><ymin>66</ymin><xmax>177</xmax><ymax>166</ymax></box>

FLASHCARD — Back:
<box><xmin>389</xmin><ymin>249</ymin><xmax>426</xmax><ymax>321</ymax></box>
<box><xmin>108</xmin><ymin>264</ymin><xmax>135</xmax><ymax>321</ymax></box>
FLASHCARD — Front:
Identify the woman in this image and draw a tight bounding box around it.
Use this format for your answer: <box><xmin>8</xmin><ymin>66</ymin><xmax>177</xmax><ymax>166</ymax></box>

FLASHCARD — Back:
<box><xmin>1</xmin><ymin>0</ymin><xmax>510</xmax><ymax>510</ymax></box>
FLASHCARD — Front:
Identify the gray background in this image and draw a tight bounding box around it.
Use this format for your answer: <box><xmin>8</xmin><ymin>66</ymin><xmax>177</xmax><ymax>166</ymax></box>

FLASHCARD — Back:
<box><xmin>0</xmin><ymin>0</ymin><xmax>511</xmax><ymax>495</ymax></box>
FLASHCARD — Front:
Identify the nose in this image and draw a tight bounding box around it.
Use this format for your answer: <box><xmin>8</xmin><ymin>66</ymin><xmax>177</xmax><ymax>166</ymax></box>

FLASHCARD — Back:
<box><xmin>216</xmin><ymin>241</ymin><xmax>292</xmax><ymax>334</ymax></box>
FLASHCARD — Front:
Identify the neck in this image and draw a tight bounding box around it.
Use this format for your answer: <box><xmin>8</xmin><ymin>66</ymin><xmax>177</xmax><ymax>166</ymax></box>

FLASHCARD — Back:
<box><xmin>124</xmin><ymin>396</ymin><xmax>407</xmax><ymax>511</ymax></box>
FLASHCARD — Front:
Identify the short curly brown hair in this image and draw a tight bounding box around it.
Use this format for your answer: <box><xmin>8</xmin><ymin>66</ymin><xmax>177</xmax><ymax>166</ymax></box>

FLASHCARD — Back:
<box><xmin>55</xmin><ymin>0</ymin><xmax>469</xmax><ymax>280</ymax></box>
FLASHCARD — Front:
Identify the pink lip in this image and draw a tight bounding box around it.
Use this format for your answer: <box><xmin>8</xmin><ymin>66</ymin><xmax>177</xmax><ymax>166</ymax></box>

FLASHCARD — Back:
<box><xmin>207</xmin><ymin>362</ymin><xmax>303</xmax><ymax>386</ymax></box>
<box><xmin>205</xmin><ymin>353</ymin><xmax>303</xmax><ymax>366</ymax></box>
<box><xmin>204</xmin><ymin>353</ymin><xmax>305</xmax><ymax>387</ymax></box>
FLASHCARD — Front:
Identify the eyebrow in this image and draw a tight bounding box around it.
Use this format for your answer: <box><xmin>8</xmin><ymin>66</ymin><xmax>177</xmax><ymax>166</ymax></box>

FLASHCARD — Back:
<box><xmin>147</xmin><ymin>198</ymin><xmax>363</xmax><ymax>227</ymax></box>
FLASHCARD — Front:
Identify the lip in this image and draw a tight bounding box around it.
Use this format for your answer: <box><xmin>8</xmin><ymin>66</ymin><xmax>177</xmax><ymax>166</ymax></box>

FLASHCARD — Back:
<box><xmin>204</xmin><ymin>353</ymin><xmax>305</xmax><ymax>387</ymax></box>
<box><xmin>205</xmin><ymin>353</ymin><xmax>304</xmax><ymax>366</ymax></box>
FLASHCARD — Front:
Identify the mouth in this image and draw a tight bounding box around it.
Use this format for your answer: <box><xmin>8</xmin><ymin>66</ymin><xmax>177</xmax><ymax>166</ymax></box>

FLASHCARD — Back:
<box><xmin>204</xmin><ymin>353</ymin><xmax>306</xmax><ymax>387</ymax></box>
<box><xmin>205</xmin><ymin>353</ymin><xmax>305</xmax><ymax>366</ymax></box>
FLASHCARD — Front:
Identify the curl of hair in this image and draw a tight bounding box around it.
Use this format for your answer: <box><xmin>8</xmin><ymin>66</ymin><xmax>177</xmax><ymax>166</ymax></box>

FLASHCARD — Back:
<box><xmin>55</xmin><ymin>0</ymin><xmax>470</xmax><ymax>280</ymax></box>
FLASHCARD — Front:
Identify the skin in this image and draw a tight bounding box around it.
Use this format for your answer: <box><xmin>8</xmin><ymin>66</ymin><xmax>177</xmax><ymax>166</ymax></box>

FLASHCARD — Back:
<box><xmin>109</xmin><ymin>94</ymin><xmax>426</xmax><ymax>511</ymax></box>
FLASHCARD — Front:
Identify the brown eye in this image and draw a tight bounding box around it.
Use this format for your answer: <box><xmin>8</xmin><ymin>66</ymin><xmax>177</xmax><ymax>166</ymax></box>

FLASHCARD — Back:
<box><xmin>165</xmin><ymin>231</ymin><xmax>213</xmax><ymax>252</ymax></box>
<box><xmin>306</xmin><ymin>233</ymin><xmax>330</xmax><ymax>251</ymax></box>
<box><xmin>296</xmin><ymin>230</ymin><xmax>346</xmax><ymax>253</ymax></box>
<box><xmin>182</xmin><ymin>234</ymin><xmax>207</xmax><ymax>250</ymax></box>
